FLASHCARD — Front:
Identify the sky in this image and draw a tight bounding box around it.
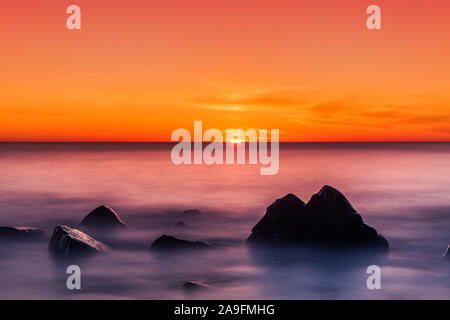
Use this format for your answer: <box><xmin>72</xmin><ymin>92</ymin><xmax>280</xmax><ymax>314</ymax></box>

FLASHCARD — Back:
<box><xmin>0</xmin><ymin>0</ymin><xmax>450</xmax><ymax>142</ymax></box>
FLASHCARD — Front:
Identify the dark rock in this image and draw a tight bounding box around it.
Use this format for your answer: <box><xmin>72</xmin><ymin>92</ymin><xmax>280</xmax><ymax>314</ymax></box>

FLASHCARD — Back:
<box><xmin>182</xmin><ymin>209</ymin><xmax>201</xmax><ymax>215</ymax></box>
<box><xmin>182</xmin><ymin>281</ymin><xmax>210</xmax><ymax>290</ymax></box>
<box><xmin>305</xmin><ymin>185</ymin><xmax>357</xmax><ymax>216</ymax></box>
<box><xmin>175</xmin><ymin>221</ymin><xmax>187</xmax><ymax>227</ymax></box>
<box><xmin>150</xmin><ymin>235</ymin><xmax>210</xmax><ymax>251</ymax></box>
<box><xmin>444</xmin><ymin>245</ymin><xmax>450</xmax><ymax>258</ymax></box>
<box><xmin>80</xmin><ymin>205</ymin><xmax>127</xmax><ymax>229</ymax></box>
<box><xmin>247</xmin><ymin>185</ymin><xmax>389</xmax><ymax>251</ymax></box>
<box><xmin>0</xmin><ymin>227</ymin><xmax>44</xmax><ymax>241</ymax></box>
<box><xmin>49</xmin><ymin>225</ymin><xmax>109</xmax><ymax>256</ymax></box>
<box><xmin>247</xmin><ymin>193</ymin><xmax>305</xmax><ymax>243</ymax></box>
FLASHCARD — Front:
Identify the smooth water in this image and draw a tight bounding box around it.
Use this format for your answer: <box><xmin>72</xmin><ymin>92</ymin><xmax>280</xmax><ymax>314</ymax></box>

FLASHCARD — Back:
<box><xmin>0</xmin><ymin>143</ymin><xmax>449</xmax><ymax>299</ymax></box>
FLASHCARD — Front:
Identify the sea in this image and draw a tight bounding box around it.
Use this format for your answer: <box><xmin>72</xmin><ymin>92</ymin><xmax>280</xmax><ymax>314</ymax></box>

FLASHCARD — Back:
<box><xmin>0</xmin><ymin>142</ymin><xmax>449</xmax><ymax>299</ymax></box>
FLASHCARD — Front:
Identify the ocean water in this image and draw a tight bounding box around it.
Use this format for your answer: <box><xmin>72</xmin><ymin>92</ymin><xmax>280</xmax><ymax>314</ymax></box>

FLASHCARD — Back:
<box><xmin>0</xmin><ymin>142</ymin><xmax>449</xmax><ymax>299</ymax></box>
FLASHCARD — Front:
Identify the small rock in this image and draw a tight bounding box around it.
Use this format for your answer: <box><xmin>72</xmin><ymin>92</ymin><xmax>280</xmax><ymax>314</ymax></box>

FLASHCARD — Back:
<box><xmin>182</xmin><ymin>281</ymin><xmax>210</xmax><ymax>290</ymax></box>
<box><xmin>0</xmin><ymin>227</ymin><xmax>44</xmax><ymax>241</ymax></box>
<box><xmin>150</xmin><ymin>235</ymin><xmax>210</xmax><ymax>251</ymax></box>
<box><xmin>182</xmin><ymin>209</ymin><xmax>201</xmax><ymax>215</ymax></box>
<box><xmin>444</xmin><ymin>245</ymin><xmax>449</xmax><ymax>258</ymax></box>
<box><xmin>49</xmin><ymin>225</ymin><xmax>109</xmax><ymax>256</ymax></box>
<box><xmin>80</xmin><ymin>205</ymin><xmax>127</xmax><ymax>229</ymax></box>
<box><xmin>175</xmin><ymin>221</ymin><xmax>187</xmax><ymax>227</ymax></box>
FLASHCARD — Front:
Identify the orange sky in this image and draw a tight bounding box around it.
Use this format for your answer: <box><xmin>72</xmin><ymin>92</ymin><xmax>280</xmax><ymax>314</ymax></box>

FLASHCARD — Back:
<box><xmin>1</xmin><ymin>0</ymin><xmax>450</xmax><ymax>142</ymax></box>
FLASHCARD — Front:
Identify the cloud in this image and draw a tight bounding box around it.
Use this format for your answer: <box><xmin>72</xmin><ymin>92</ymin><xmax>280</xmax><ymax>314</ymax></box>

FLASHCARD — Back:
<box><xmin>195</xmin><ymin>88</ymin><xmax>308</xmax><ymax>111</ymax></box>
<box><xmin>200</xmin><ymin>105</ymin><xmax>247</xmax><ymax>112</ymax></box>
<box><xmin>310</xmin><ymin>101</ymin><xmax>352</xmax><ymax>116</ymax></box>
<box><xmin>284</xmin><ymin>101</ymin><xmax>450</xmax><ymax>136</ymax></box>
<box><xmin>234</xmin><ymin>92</ymin><xmax>306</xmax><ymax>107</ymax></box>
<box><xmin>195</xmin><ymin>85</ymin><xmax>450</xmax><ymax>139</ymax></box>
<box><xmin>357</xmin><ymin>107</ymin><xmax>450</xmax><ymax>129</ymax></box>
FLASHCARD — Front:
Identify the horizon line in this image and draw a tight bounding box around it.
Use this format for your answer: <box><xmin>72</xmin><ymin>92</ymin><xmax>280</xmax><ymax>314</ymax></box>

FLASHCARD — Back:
<box><xmin>1</xmin><ymin>141</ymin><xmax>450</xmax><ymax>143</ymax></box>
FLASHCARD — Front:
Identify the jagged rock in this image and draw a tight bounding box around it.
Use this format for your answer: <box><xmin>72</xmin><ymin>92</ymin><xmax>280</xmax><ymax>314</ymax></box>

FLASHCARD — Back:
<box><xmin>182</xmin><ymin>209</ymin><xmax>201</xmax><ymax>215</ymax></box>
<box><xmin>182</xmin><ymin>281</ymin><xmax>210</xmax><ymax>290</ymax></box>
<box><xmin>247</xmin><ymin>193</ymin><xmax>305</xmax><ymax>243</ymax></box>
<box><xmin>80</xmin><ymin>205</ymin><xmax>127</xmax><ymax>229</ymax></box>
<box><xmin>0</xmin><ymin>227</ymin><xmax>44</xmax><ymax>241</ymax></box>
<box><xmin>150</xmin><ymin>235</ymin><xmax>210</xmax><ymax>251</ymax></box>
<box><xmin>444</xmin><ymin>245</ymin><xmax>450</xmax><ymax>258</ymax></box>
<box><xmin>306</xmin><ymin>185</ymin><xmax>357</xmax><ymax>216</ymax></box>
<box><xmin>247</xmin><ymin>185</ymin><xmax>389</xmax><ymax>251</ymax></box>
<box><xmin>49</xmin><ymin>225</ymin><xmax>109</xmax><ymax>256</ymax></box>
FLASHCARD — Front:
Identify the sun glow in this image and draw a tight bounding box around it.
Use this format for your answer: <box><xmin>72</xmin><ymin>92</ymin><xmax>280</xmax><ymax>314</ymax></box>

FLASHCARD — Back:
<box><xmin>229</xmin><ymin>138</ymin><xmax>243</xmax><ymax>144</ymax></box>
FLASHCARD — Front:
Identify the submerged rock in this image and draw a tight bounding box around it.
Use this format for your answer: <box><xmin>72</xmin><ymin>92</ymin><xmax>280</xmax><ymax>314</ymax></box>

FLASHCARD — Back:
<box><xmin>182</xmin><ymin>209</ymin><xmax>201</xmax><ymax>215</ymax></box>
<box><xmin>444</xmin><ymin>245</ymin><xmax>450</xmax><ymax>258</ymax></box>
<box><xmin>175</xmin><ymin>221</ymin><xmax>188</xmax><ymax>227</ymax></box>
<box><xmin>0</xmin><ymin>227</ymin><xmax>44</xmax><ymax>241</ymax></box>
<box><xmin>182</xmin><ymin>281</ymin><xmax>210</xmax><ymax>290</ymax></box>
<box><xmin>150</xmin><ymin>235</ymin><xmax>210</xmax><ymax>251</ymax></box>
<box><xmin>247</xmin><ymin>185</ymin><xmax>389</xmax><ymax>251</ymax></box>
<box><xmin>80</xmin><ymin>205</ymin><xmax>127</xmax><ymax>229</ymax></box>
<box><xmin>49</xmin><ymin>225</ymin><xmax>109</xmax><ymax>256</ymax></box>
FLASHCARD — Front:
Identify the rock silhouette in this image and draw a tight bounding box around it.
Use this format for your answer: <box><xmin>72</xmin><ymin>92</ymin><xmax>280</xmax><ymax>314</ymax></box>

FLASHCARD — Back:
<box><xmin>80</xmin><ymin>205</ymin><xmax>127</xmax><ymax>229</ymax></box>
<box><xmin>0</xmin><ymin>227</ymin><xmax>44</xmax><ymax>241</ymax></box>
<box><xmin>150</xmin><ymin>235</ymin><xmax>210</xmax><ymax>251</ymax></box>
<box><xmin>247</xmin><ymin>185</ymin><xmax>389</xmax><ymax>251</ymax></box>
<box><xmin>444</xmin><ymin>245</ymin><xmax>450</xmax><ymax>258</ymax></box>
<box><xmin>49</xmin><ymin>225</ymin><xmax>109</xmax><ymax>256</ymax></box>
<box><xmin>182</xmin><ymin>281</ymin><xmax>210</xmax><ymax>290</ymax></box>
<box><xmin>182</xmin><ymin>209</ymin><xmax>201</xmax><ymax>215</ymax></box>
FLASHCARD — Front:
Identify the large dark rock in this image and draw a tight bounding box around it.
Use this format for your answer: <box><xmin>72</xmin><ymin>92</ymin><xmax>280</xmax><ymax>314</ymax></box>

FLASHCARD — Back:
<box><xmin>150</xmin><ymin>235</ymin><xmax>210</xmax><ymax>251</ymax></box>
<box><xmin>80</xmin><ymin>205</ymin><xmax>127</xmax><ymax>229</ymax></box>
<box><xmin>49</xmin><ymin>225</ymin><xmax>109</xmax><ymax>256</ymax></box>
<box><xmin>247</xmin><ymin>185</ymin><xmax>389</xmax><ymax>251</ymax></box>
<box><xmin>0</xmin><ymin>227</ymin><xmax>44</xmax><ymax>241</ymax></box>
